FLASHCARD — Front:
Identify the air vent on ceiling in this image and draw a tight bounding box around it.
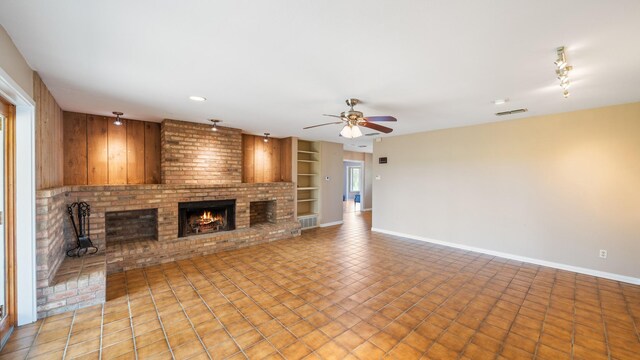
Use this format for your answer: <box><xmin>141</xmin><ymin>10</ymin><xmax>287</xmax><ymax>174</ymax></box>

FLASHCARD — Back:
<box><xmin>496</xmin><ymin>108</ymin><xmax>528</xmax><ymax>116</ymax></box>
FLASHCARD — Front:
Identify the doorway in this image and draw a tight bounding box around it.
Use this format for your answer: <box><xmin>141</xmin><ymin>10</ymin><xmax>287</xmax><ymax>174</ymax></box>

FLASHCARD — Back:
<box><xmin>343</xmin><ymin>160</ymin><xmax>363</xmax><ymax>213</ymax></box>
<box><xmin>0</xmin><ymin>98</ymin><xmax>16</xmax><ymax>346</ymax></box>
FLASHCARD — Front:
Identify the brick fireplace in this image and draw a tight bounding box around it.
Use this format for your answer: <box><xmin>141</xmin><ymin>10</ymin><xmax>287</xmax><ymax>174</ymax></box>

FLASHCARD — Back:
<box><xmin>35</xmin><ymin>119</ymin><xmax>300</xmax><ymax>317</ymax></box>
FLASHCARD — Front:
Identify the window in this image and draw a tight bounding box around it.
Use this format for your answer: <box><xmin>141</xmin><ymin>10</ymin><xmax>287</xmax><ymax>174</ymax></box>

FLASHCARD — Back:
<box><xmin>349</xmin><ymin>167</ymin><xmax>361</xmax><ymax>192</ymax></box>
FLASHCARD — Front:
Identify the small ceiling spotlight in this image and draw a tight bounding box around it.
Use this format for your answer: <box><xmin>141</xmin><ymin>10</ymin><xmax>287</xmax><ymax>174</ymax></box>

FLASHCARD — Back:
<box><xmin>263</xmin><ymin>133</ymin><xmax>270</xmax><ymax>143</ymax></box>
<box><xmin>493</xmin><ymin>98</ymin><xmax>509</xmax><ymax>105</ymax></box>
<box><xmin>112</xmin><ymin>111</ymin><xmax>124</xmax><ymax>126</ymax></box>
<box><xmin>189</xmin><ymin>96</ymin><xmax>206</xmax><ymax>102</ymax></box>
<box><xmin>210</xmin><ymin>119</ymin><xmax>221</xmax><ymax>131</ymax></box>
<box><xmin>555</xmin><ymin>47</ymin><xmax>573</xmax><ymax>98</ymax></box>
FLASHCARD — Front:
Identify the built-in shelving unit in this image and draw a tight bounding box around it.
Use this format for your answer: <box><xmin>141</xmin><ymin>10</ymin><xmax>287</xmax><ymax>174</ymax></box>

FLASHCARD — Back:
<box><xmin>296</xmin><ymin>140</ymin><xmax>320</xmax><ymax>228</ymax></box>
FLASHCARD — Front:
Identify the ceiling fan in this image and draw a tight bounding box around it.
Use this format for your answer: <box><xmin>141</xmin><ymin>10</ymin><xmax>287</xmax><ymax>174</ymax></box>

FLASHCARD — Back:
<box><xmin>303</xmin><ymin>99</ymin><xmax>397</xmax><ymax>138</ymax></box>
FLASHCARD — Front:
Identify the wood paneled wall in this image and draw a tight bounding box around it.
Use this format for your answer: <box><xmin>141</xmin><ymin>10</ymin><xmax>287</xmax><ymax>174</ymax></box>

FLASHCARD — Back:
<box><xmin>34</xmin><ymin>73</ymin><xmax>64</xmax><ymax>189</ymax></box>
<box><xmin>242</xmin><ymin>135</ymin><xmax>293</xmax><ymax>183</ymax></box>
<box><xmin>63</xmin><ymin>111</ymin><xmax>161</xmax><ymax>185</ymax></box>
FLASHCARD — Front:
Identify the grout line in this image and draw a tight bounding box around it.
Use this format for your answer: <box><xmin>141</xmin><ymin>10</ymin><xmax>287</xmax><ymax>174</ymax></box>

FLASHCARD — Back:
<box><xmin>124</xmin><ymin>272</ymin><xmax>139</xmax><ymax>360</ymax></box>
<box><xmin>203</xmin><ymin>252</ymin><xmax>321</xmax><ymax>357</ymax></box>
<box><xmin>22</xmin><ymin>318</ymin><xmax>46</xmax><ymax>359</ymax></box>
<box><xmin>570</xmin><ymin>273</ymin><xmax>577</xmax><ymax>360</ymax></box>
<box><xmin>98</xmin><ymin>303</ymin><xmax>105</xmax><ymax>360</ymax></box>
<box><xmin>156</xmin><ymin>264</ymin><xmax>213</xmax><ymax>360</ymax></box>
<box><xmin>382</xmin><ymin>253</ymin><xmax>517</xmax><ymax>358</ymax></box>
<box><xmin>173</xmin><ymin>259</ymin><xmax>250</xmax><ymax>358</ymax></box>
<box><xmin>141</xmin><ymin>269</ymin><xmax>177</xmax><ymax>360</ymax></box>
<box><xmin>488</xmin><ymin>266</ymin><xmax>541</xmax><ymax>360</ymax></box>
<box><xmin>597</xmin><ymin>279</ymin><xmax>613</xmax><ymax>360</ymax></box>
<box><xmin>61</xmin><ymin>310</ymin><xmax>77</xmax><ymax>360</ymax></box>
<box><xmin>530</xmin><ymin>269</ymin><xmax>558</xmax><ymax>359</ymax></box>
<box><xmin>183</xmin><ymin>256</ymin><xmax>295</xmax><ymax>358</ymax></box>
<box><xmin>453</xmin><ymin>260</ymin><xmax>531</xmax><ymax>359</ymax></box>
<box><xmin>617</xmin><ymin>281</ymin><xmax>640</xmax><ymax>344</ymax></box>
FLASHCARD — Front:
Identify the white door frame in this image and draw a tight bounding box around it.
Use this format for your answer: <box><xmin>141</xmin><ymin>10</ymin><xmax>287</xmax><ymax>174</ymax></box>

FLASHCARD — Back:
<box><xmin>0</xmin><ymin>67</ymin><xmax>37</xmax><ymax>325</ymax></box>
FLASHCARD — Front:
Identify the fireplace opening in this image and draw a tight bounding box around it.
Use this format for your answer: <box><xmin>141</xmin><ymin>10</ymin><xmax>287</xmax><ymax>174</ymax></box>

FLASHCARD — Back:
<box><xmin>250</xmin><ymin>200</ymin><xmax>276</xmax><ymax>227</ymax></box>
<box><xmin>106</xmin><ymin>208</ymin><xmax>158</xmax><ymax>244</ymax></box>
<box><xmin>178</xmin><ymin>200</ymin><xmax>236</xmax><ymax>237</ymax></box>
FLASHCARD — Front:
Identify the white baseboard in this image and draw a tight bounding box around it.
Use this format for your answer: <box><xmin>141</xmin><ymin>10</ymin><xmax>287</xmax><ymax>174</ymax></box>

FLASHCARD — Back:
<box><xmin>371</xmin><ymin>228</ymin><xmax>640</xmax><ymax>285</ymax></box>
<box><xmin>320</xmin><ymin>221</ymin><xmax>344</xmax><ymax>228</ymax></box>
<box><xmin>361</xmin><ymin>208</ymin><xmax>372</xmax><ymax>212</ymax></box>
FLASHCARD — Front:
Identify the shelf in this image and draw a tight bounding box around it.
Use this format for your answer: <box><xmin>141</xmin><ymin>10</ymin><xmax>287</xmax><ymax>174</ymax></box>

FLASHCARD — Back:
<box><xmin>297</xmin><ymin>198</ymin><xmax>318</xmax><ymax>203</ymax></box>
<box><xmin>297</xmin><ymin>187</ymin><xmax>319</xmax><ymax>190</ymax></box>
<box><xmin>297</xmin><ymin>173</ymin><xmax>318</xmax><ymax>176</ymax></box>
<box><xmin>297</xmin><ymin>212</ymin><xmax>318</xmax><ymax>218</ymax></box>
<box><xmin>298</xmin><ymin>150</ymin><xmax>319</xmax><ymax>154</ymax></box>
<box><xmin>297</xmin><ymin>159</ymin><xmax>318</xmax><ymax>163</ymax></box>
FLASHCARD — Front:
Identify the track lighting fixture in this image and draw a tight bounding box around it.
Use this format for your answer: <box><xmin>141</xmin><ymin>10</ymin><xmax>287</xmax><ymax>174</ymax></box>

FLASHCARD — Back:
<box><xmin>210</xmin><ymin>119</ymin><xmax>221</xmax><ymax>131</ymax></box>
<box><xmin>112</xmin><ymin>111</ymin><xmax>123</xmax><ymax>126</ymax></box>
<box><xmin>554</xmin><ymin>47</ymin><xmax>573</xmax><ymax>98</ymax></box>
<box><xmin>263</xmin><ymin>133</ymin><xmax>270</xmax><ymax>143</ymax></box>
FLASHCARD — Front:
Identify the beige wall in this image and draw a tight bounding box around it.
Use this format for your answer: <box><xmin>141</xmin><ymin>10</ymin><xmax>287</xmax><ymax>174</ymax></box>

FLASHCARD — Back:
<box><xmin>344</xmin><ymin>150</ymin><xmax>365</xmax><ymax>162</ymax></box>
<box><xmin>373</xmin><ymin>102</ymin><xmax>640</xmax><ymax>280</ymax></box>
<box><xmin>320</xmin><ymin>141</ymin><xmax>344</xmax><ymax>225</ymax></box>
<box><xmin>362</xmin><ymin>153</ymin><xmax>373</xmax><ymax>210</ymax></box>
<box><xmin>0</xmin><ymin>25</ymin><xmax>33</xmax><ymax>98</ymax></box>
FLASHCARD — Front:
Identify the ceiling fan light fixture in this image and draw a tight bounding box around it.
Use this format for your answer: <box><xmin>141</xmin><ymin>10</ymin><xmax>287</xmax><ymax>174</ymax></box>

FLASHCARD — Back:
<box><xmin>340</xmin><ymin>125</ymin><xmax>363</xmax><ymax>139</ymax></box>
<box><xmin>340</xmin><ymin>125</ymin><xmax>353</xmax><ymax>138</ymax></box>
<box><xmin>351</xmin><ymin>125</ymin><xmax>363</xmax><ymax>138</ymax></box>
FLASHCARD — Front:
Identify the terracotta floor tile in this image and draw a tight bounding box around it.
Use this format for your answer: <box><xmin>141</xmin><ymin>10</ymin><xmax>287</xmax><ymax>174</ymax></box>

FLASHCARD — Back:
<box><xmin>280</xmin><ymin>340</ymin><xmax>311</xmax><ymax>360</ymax></box>
<box><xmin>0</xmin><ymin>348</ymin><xmax>30</xmax><ymax>360</ymax></box>
<box><xmin>387</xmin><ymin>342</ymin><xmax>422</xmax><ymax>360</ymax></box>
<box><xmin>3</xmin><ymin>212</ymin><xmax>640</xmax><ymax>359</ymax></box>
<box><xmin>335</xmin><ymin>329</ymin><xmax>366</xmax><ymax>351</ymax></box>
<box><xmin>136</xmin><ymin>339</ymin><xmax>169</xmax><ymax>358</ymax></box>
<box><xmin>315</xmin><ymin>341</ymin><xmax>349</xmax><ymax>360</ymax></box>
<box><xmin>63</xmin><ymin>338</ymin><xmax>100</xmax><ymax>359</ymax></box>
<box><xmin>301</xmin><ymin>330</ymin><xmax>330</xmax><ymax>350</ymax></box>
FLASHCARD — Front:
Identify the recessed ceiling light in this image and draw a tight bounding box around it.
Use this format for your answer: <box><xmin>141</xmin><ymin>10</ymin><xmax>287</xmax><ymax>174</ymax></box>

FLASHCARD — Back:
<box><xmin>189</xmin><ymin>96</ymin><xmax>206</xmax><ymax>102</ymax></box>
<box><xmin>493</xmin><ymin>98</ymin><xmax>509</xmax><ymax>105</ymax></box>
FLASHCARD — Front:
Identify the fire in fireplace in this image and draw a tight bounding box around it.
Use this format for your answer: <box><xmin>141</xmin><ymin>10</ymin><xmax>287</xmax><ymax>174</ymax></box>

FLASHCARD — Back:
<box><xmin>178</xmin><ymin>200</ymin><xmax>236</xmax><ymax>237</ymax></box>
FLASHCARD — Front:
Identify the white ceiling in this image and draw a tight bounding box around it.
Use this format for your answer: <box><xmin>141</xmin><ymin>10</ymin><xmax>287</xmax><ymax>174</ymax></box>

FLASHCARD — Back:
<box><xmin>2</xmin><ymin>1</ymin><xmax>639</xmax><ymax>153</ymax></box>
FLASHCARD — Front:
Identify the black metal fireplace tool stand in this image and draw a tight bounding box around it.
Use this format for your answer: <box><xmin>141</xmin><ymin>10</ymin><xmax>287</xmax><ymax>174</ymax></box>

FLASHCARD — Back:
<box><xmin>67</xmin><ymin>202</ymin><xmax>98</xmax><ymax>257</ymax></box>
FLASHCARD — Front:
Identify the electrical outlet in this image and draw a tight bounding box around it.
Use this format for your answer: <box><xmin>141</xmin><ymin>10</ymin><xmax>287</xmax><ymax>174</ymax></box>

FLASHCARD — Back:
<box><xmin>599</xmin><ymin>249</ymin><xmax>607</xmax><ymax>259</ymax></box>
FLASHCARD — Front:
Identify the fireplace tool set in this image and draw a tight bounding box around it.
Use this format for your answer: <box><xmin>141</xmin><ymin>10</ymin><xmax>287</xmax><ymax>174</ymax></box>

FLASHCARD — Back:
<box><xmin>67</xmin><ymin>201</ymin><xmax>98</xmax><ymax>257</ymax></box>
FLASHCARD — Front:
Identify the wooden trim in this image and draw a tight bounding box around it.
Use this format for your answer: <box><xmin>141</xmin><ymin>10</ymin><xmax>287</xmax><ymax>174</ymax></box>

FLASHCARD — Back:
<box><xmin>0</xmin><ymin>98</ymin><xmax>16</xmax><ymax>346</ymax></box>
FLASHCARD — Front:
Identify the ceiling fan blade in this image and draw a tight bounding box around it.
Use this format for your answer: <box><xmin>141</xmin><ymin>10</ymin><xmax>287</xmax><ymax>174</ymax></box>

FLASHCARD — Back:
<box><xmin>363</xmin><ymin>116</ymin><xmax>397</xmax><ymax>122</ymax></box>
<box><xmin>361</xmin><ymin>122</ymin><xmax>393</xmax><ymax>133</ymax></box>
<box><xmin>322</xmin><ymin>114</ymin><xmax>342</xmax><ymax>118</ymax></box>
<box><xmin>303</xmin><ymin>121</ymin><xmax>343</xmax><ymax>130</ymax></box>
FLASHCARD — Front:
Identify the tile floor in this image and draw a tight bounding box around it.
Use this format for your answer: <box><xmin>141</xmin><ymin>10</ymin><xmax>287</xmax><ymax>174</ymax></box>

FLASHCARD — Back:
<box><xmin>1</xmin><ymin>212</ymin><xmax>639</xmax><ymax>359</ymax></box>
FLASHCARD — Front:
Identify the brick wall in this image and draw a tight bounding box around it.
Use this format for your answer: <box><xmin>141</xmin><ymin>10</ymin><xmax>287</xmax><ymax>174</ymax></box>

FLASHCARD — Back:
<box><xmin>161</xmin><ymin>119</ymin><xmax>243</xmax><ymax>185</ymax></box>
<box><xmin>36</xmin><ymin>182</ymin><xmax>299</xmax><ymax>271</ymax></box>
<box><xmin>35</xmin><ymin>188</ymin><xmax>68</xmax><ymax>287</ymax></box>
